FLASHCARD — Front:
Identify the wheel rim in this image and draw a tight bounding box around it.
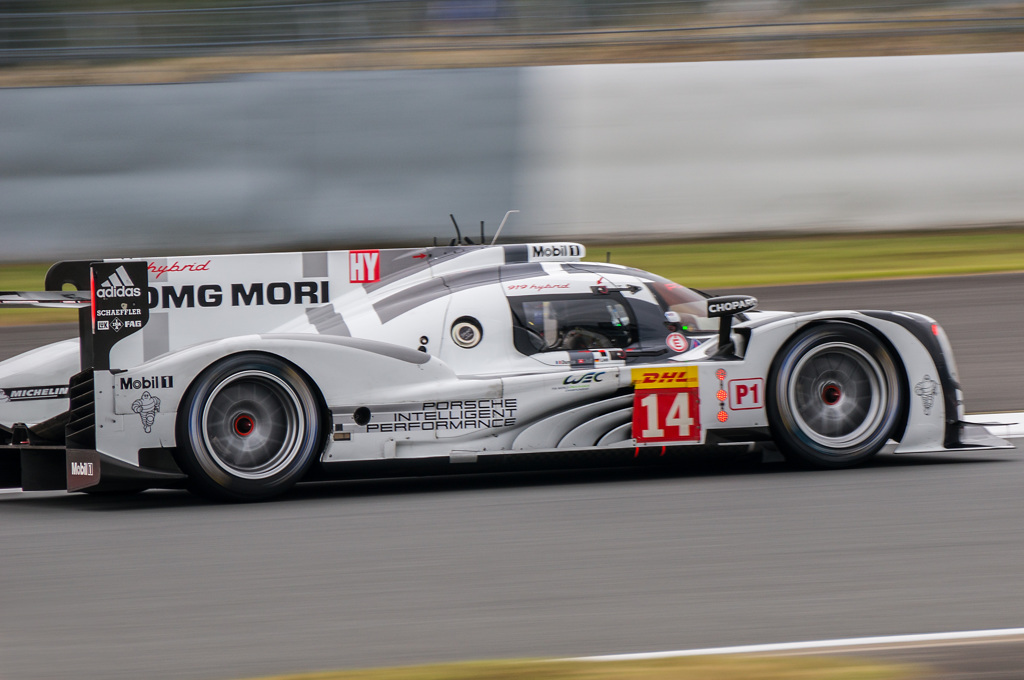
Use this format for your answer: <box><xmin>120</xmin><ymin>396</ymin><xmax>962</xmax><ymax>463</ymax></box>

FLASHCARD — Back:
<box><xmin>200</xmin><ymin>370</ymin><xmax>306</xmax><ymax>480</ymax></box>
<box><xmin>786</xmin><ymin>341</ymin><xmax>888</xmax><ymax>449</ymax></box>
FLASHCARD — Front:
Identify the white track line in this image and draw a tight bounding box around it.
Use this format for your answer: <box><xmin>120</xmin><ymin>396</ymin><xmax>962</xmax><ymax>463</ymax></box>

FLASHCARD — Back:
<box><xmin>571</xmin><ymin>627</ymin><xmax>1024</xmax><ymax>661</ymax></box>
<box><xmin>964</xmin><ymin>412</ymin><xmax>1024</xmax><ymax>439</ymax></box>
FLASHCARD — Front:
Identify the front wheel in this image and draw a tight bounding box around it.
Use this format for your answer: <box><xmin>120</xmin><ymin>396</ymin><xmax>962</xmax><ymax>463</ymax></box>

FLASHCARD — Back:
<box><xmin>175</xmin><ymin>354</ymin><xmax>323</xmax><ymax>501</ymax></box>
<box><xmin>767</xmin><ymin>323</ymin><xmax>903</xmax><ymax>468</ymax></box>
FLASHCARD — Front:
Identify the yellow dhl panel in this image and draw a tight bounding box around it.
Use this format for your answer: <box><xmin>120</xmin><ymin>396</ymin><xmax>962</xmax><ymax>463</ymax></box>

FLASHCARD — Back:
<box><xmin>631</xmin><ymin>366</ymin><xmax>698</xmax><ymax>389</ymax></box>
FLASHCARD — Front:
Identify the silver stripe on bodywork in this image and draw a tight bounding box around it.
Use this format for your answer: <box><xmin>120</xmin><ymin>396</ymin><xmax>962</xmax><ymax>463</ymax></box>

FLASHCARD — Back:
<box><xmin>306</xmin><ymin>305</ymin><xmax>350</xmax><ymax>337</ymax></box>
<box><xmin>143</xmin><ymin>312</ymin><xmax>170</xmax><ymax>361</ymax></box>
<box><xmin>302</xmin><ymin>252</ymin><xmax>329</xmax><ymax>278</ymax></box>
<box><xmin>558</xmin><ymin>407</ymin><xmax>632</xmax><ymax>448</ymax></box>
<box><xmin>512</xmin><ymin>394</ymin><xmax>634</xmax><ymax>450</ymax></box>
<box><xmin>596</xmin><ymin>422</ymin><xmax>632</xmax><ymax>447</ymax></box>
<box><xmin>259</xmin><ymin>333</ymin><xmax>430</xmax><ymax>364</ymax></box>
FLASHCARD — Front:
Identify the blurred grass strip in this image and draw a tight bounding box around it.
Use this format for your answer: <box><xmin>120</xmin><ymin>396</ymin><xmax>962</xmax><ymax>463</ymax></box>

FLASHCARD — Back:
<box><xmin>589</xmin><ymin>228</ymin><xmax>1024</xmax><ymax>289</ymax></box>
<box><xmin>248</xmin><ymin>656</ymin><xmax>923</xmax><ymax>680</ymax></box>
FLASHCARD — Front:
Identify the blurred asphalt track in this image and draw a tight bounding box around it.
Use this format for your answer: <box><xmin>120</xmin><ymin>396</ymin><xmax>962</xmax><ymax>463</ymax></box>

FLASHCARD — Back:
<box><xmin>1</xmin><ymin>273</ymin><xmax>1023</xmax><ymax>680</ymax></box>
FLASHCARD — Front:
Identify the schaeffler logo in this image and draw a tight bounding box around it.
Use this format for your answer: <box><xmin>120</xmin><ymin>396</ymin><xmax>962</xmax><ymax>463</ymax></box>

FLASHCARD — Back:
<box><xmin>349</xmin><ymin>250</ymin><xmax>380</xmax><ymax>283</ymax></box>
<box><xmin>96</xmin><ymin>265</ymin><xmax>142</xmax><ymax>299</ymax></box>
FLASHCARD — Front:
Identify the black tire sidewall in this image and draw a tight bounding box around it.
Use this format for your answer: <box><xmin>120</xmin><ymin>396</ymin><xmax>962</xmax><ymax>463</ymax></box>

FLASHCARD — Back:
<box><xmin>174</xmin><ymin>353</ymin><xmax>322</xmax><ymax>501</ymax></box>
<box><xmin>767</xmin><ymin>323</ymin><xmax>903</xmax><ymax>468</ymax></box>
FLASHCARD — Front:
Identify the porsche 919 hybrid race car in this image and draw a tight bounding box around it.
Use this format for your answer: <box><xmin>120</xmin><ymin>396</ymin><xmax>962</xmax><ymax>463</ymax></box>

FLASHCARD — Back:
<box><xmin>0</xmin><ymin>238</ymin><xmax>1009</xmax><ymax>500</ymax></box>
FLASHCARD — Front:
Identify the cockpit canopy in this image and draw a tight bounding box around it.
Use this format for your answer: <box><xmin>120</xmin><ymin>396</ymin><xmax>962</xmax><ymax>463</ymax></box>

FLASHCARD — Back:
<box><xmin>505</xmin><ymin>264</ymin><xmax>725</xmax><ymax>359</ymax></box>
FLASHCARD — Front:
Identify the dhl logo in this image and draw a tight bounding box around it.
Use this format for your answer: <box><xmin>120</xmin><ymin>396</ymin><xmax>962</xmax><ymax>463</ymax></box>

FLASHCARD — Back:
<box><xmin>632</xmin><ymin>366</ymin><xmax>698</xmax><ymax>389</ymax></box>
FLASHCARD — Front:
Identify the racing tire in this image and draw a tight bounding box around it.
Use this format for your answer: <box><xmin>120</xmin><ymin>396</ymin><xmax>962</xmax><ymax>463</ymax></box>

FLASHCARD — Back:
<box><xmin>175</xmin><ymin>353</ymin><xmax>323</xmax><ymax>501</ymax></box>
<box><xmin>767</xmin><ymin>323</ymin><xmax>903</xmax><ymax>469</ymax></box>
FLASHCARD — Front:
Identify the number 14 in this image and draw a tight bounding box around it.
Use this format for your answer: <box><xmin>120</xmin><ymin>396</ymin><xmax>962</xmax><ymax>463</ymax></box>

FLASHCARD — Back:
<box><xmin>634</xmin><ymin>388</ymin><xmax>700</xmax><ymax>443</ymax></box>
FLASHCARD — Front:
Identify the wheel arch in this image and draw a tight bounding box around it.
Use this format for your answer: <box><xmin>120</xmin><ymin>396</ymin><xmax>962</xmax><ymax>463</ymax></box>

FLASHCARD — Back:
<box><xmin>172</xmin><ymin>350</ymin><xmax>332</xmax><ymax>500</ymax></box>
<box><xmin>765</xmin><ymin>318</ymin><xmax>910</xmax><ymax>466</ymax></box>
<box><xmin>769</xmin><ymin>317</ymin><xmax>911</xmax><ymax>443</ymax></box>
<box><xmin>176</xmin><ymin>349</ymin><xmax>333</xmax><ymax>464</ymax></box>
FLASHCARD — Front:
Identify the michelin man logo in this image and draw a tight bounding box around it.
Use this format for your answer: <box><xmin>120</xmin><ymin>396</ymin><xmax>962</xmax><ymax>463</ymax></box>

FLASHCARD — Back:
<box><xmin>131</xmin><ymin>391</ymin><xmax>161</xmax><ymax>433</ymax></box>
<box><xmin>914</xmin><ymin>375</ymin><xmax>939</xmax><ymax>415</ymax></box>
<box><xmin>0</xmin><ymin>389</ymin><xmax>8</xmax><ymax>403</ymax></box>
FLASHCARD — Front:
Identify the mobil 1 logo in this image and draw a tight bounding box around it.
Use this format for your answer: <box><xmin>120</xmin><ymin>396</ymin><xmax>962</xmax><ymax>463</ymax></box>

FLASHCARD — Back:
<box><xmin>92</xmin><ymin>261</ymin><xmax>149</xmax><ymax>370</ymax></box>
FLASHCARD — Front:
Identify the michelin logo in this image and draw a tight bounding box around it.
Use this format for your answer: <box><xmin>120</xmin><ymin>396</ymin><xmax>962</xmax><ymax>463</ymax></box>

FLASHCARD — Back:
<box><xmin>0</xmin><ymin>385</ymin><xmax>69</xmax><ymax>402</ymax></box>
<box><xmin>915</xmin><ymin>375</ymin><xmax>939</xmax><ymax>415</ymax></box>
<box><xmin>131</xmin><ymin>391</ymin><xmax>161</xmax><ymax>433</ymax></box>
<box><xmin>96</xmin><ymin>266</ymin><xmax>143</xmax><ymax>299</ymax></box>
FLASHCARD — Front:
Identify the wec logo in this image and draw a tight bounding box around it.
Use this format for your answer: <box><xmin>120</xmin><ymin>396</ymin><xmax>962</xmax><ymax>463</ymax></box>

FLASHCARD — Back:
<box><xmin>563</xmin><ymin>371</ymin><xmax>605</xmax><ymax>385</ymax></box>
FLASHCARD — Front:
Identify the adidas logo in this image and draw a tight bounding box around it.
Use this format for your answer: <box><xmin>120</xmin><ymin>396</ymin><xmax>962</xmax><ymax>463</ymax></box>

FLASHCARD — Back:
<box><xmin>96</xmin><ymin>265</ymin><xmax>143</xmax><ymax>299</ymax></box>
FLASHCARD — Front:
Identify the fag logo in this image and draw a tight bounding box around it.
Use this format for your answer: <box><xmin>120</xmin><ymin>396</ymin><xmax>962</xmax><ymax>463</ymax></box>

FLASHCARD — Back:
<box><xmin>349</xmin><ymin>250</ymin><xmax>380</xmax><ymax>283</ymax></box>
<box><xmin>96</xmin><ymin>265</ymin><xmax>142</xmax><ymax>299</ymax></box>
<box><xmin>632</xmin><ymin>366</ymin><xmax>699</xmax><ymax>389</ymax></box>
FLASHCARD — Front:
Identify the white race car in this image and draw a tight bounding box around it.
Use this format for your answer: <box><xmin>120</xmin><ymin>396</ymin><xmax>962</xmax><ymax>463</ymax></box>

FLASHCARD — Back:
<box><xmin>0</xmin><ymin>238</ymin><xmax>1009</xmax><ymax>500</ymax></box>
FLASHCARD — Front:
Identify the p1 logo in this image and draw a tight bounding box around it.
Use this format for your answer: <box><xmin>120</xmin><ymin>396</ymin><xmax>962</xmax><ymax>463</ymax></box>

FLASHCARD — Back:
<box><xmin>729</xmin><ymin>378</ymin><xmax>764</xmax><ymax>410</ymax></box>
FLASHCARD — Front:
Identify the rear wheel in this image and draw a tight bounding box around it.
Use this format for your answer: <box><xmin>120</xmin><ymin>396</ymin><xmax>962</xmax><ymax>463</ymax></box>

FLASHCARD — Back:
<box><xmin>767</xmin><ymin>323</ymin><xmax>903</xmax><ymax>468</ymax></box>
<box><xmin>175</xmin><ymin>354</ymin><xmax>323</xmax><ymax>501</ymax></box>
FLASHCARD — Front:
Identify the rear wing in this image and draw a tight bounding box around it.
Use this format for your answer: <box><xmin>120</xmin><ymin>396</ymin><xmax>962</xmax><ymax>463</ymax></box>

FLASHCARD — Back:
<box><xmin>0</xmin><ymin>260</ymin><xmax>94</xmax><ymax>308</ymax></box>
<box><xmin>0</xmin><ymin>291</ymin><xmax>90</xmax><ymax>308</ymax></box>
<box><xmin>1</xmin><ymin>260</ymin><xmax>147</xmax><ymax>372</ymax></box>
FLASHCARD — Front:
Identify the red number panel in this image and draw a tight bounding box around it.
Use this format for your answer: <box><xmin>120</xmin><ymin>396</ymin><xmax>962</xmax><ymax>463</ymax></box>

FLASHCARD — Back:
<box><xmin>632</xmin><ymin>388</ymin><xmax>701</xmax><ymax>443</ymax></box>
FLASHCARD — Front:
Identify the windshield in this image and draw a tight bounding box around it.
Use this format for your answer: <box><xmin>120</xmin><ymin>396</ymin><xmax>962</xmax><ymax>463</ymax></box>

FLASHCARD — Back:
<box><xmin>646</xmin><ymin>280</ymin><xmax>718</xmax><ymax>333</ymax></box>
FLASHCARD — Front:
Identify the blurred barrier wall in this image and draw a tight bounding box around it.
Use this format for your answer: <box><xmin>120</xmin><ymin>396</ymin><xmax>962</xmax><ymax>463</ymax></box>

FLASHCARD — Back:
<box><xmin>519</xmin><ymin>52</ymin><xmax>1024</xmax><ymax>240</ymax></box>
<box><xmin>2</xmin><ymin>51</ymin><xmax>1024</xmax><ymax>259</ymax></box>
<box><xmin>0</xmin><ymin>69</ymin><xmax>523</xmax><ymax>258</ymax></box>
<box><xmin>3</xmin><ymin>1</ymin><xmax>1023</xmax><ymax>63</ymax></box>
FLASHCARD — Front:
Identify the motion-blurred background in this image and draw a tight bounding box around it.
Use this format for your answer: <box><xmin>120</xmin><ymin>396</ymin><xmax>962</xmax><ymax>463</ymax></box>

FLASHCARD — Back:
<box><xmin>2</xmin><ymin>0</ymin><xmax>1024</xmax><ymax>258</ymax></box>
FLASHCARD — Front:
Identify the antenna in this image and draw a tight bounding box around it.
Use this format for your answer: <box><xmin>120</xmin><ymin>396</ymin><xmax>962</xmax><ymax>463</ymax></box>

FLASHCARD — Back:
<box><xmin>449</xmin><ymin>214</ymin><xmax>462</xmax><ymax>246</ymax></box>
<box><xmin>480</xmin><ymin>220</ymin><xmax>485</xmax><ymax>244</ymax></box>
<box><xmin>490</xmin><ymin>210</ymin><xmax>520</xmax><ymax>245</ymax></box>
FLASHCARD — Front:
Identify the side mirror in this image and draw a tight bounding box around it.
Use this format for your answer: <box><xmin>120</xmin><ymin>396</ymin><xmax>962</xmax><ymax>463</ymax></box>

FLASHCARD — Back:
<box><xmin>705</xmin><ymin>295</ymin><xmax>758</xmax><ymax>358</ymax></box>
<box><xmin>706</xmin><ymin>295</ymin><xmax>758</xmax><ymax>317</ymax></box>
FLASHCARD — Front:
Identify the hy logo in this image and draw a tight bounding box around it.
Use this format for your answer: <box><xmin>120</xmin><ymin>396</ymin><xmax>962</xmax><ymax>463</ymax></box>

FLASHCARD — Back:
<box><xmin>349</xmin><ymin>250</ymin><xmax>380</xmax><ymax>284</ymax></box>
<box><xmin>96</xmin><ymin>265</ymin><xmax>142</xmax><ymax>299</ymax></box>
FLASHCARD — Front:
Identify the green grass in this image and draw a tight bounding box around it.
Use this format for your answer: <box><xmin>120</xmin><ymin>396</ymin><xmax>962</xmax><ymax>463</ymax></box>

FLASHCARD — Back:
<box><xmin>2</xmin><ymin>227</ymin><xmax>1023</xmax><ymax>325</ymax></box>
<box><xmin>588</xmin><ymin>227</ymin><xmax>1024</xmax><ymax>288</ymax></box>
<box><xmin>245</xmin><ymin>656</ymin><xmax>924</xmax><ymax>680</ymax></box>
